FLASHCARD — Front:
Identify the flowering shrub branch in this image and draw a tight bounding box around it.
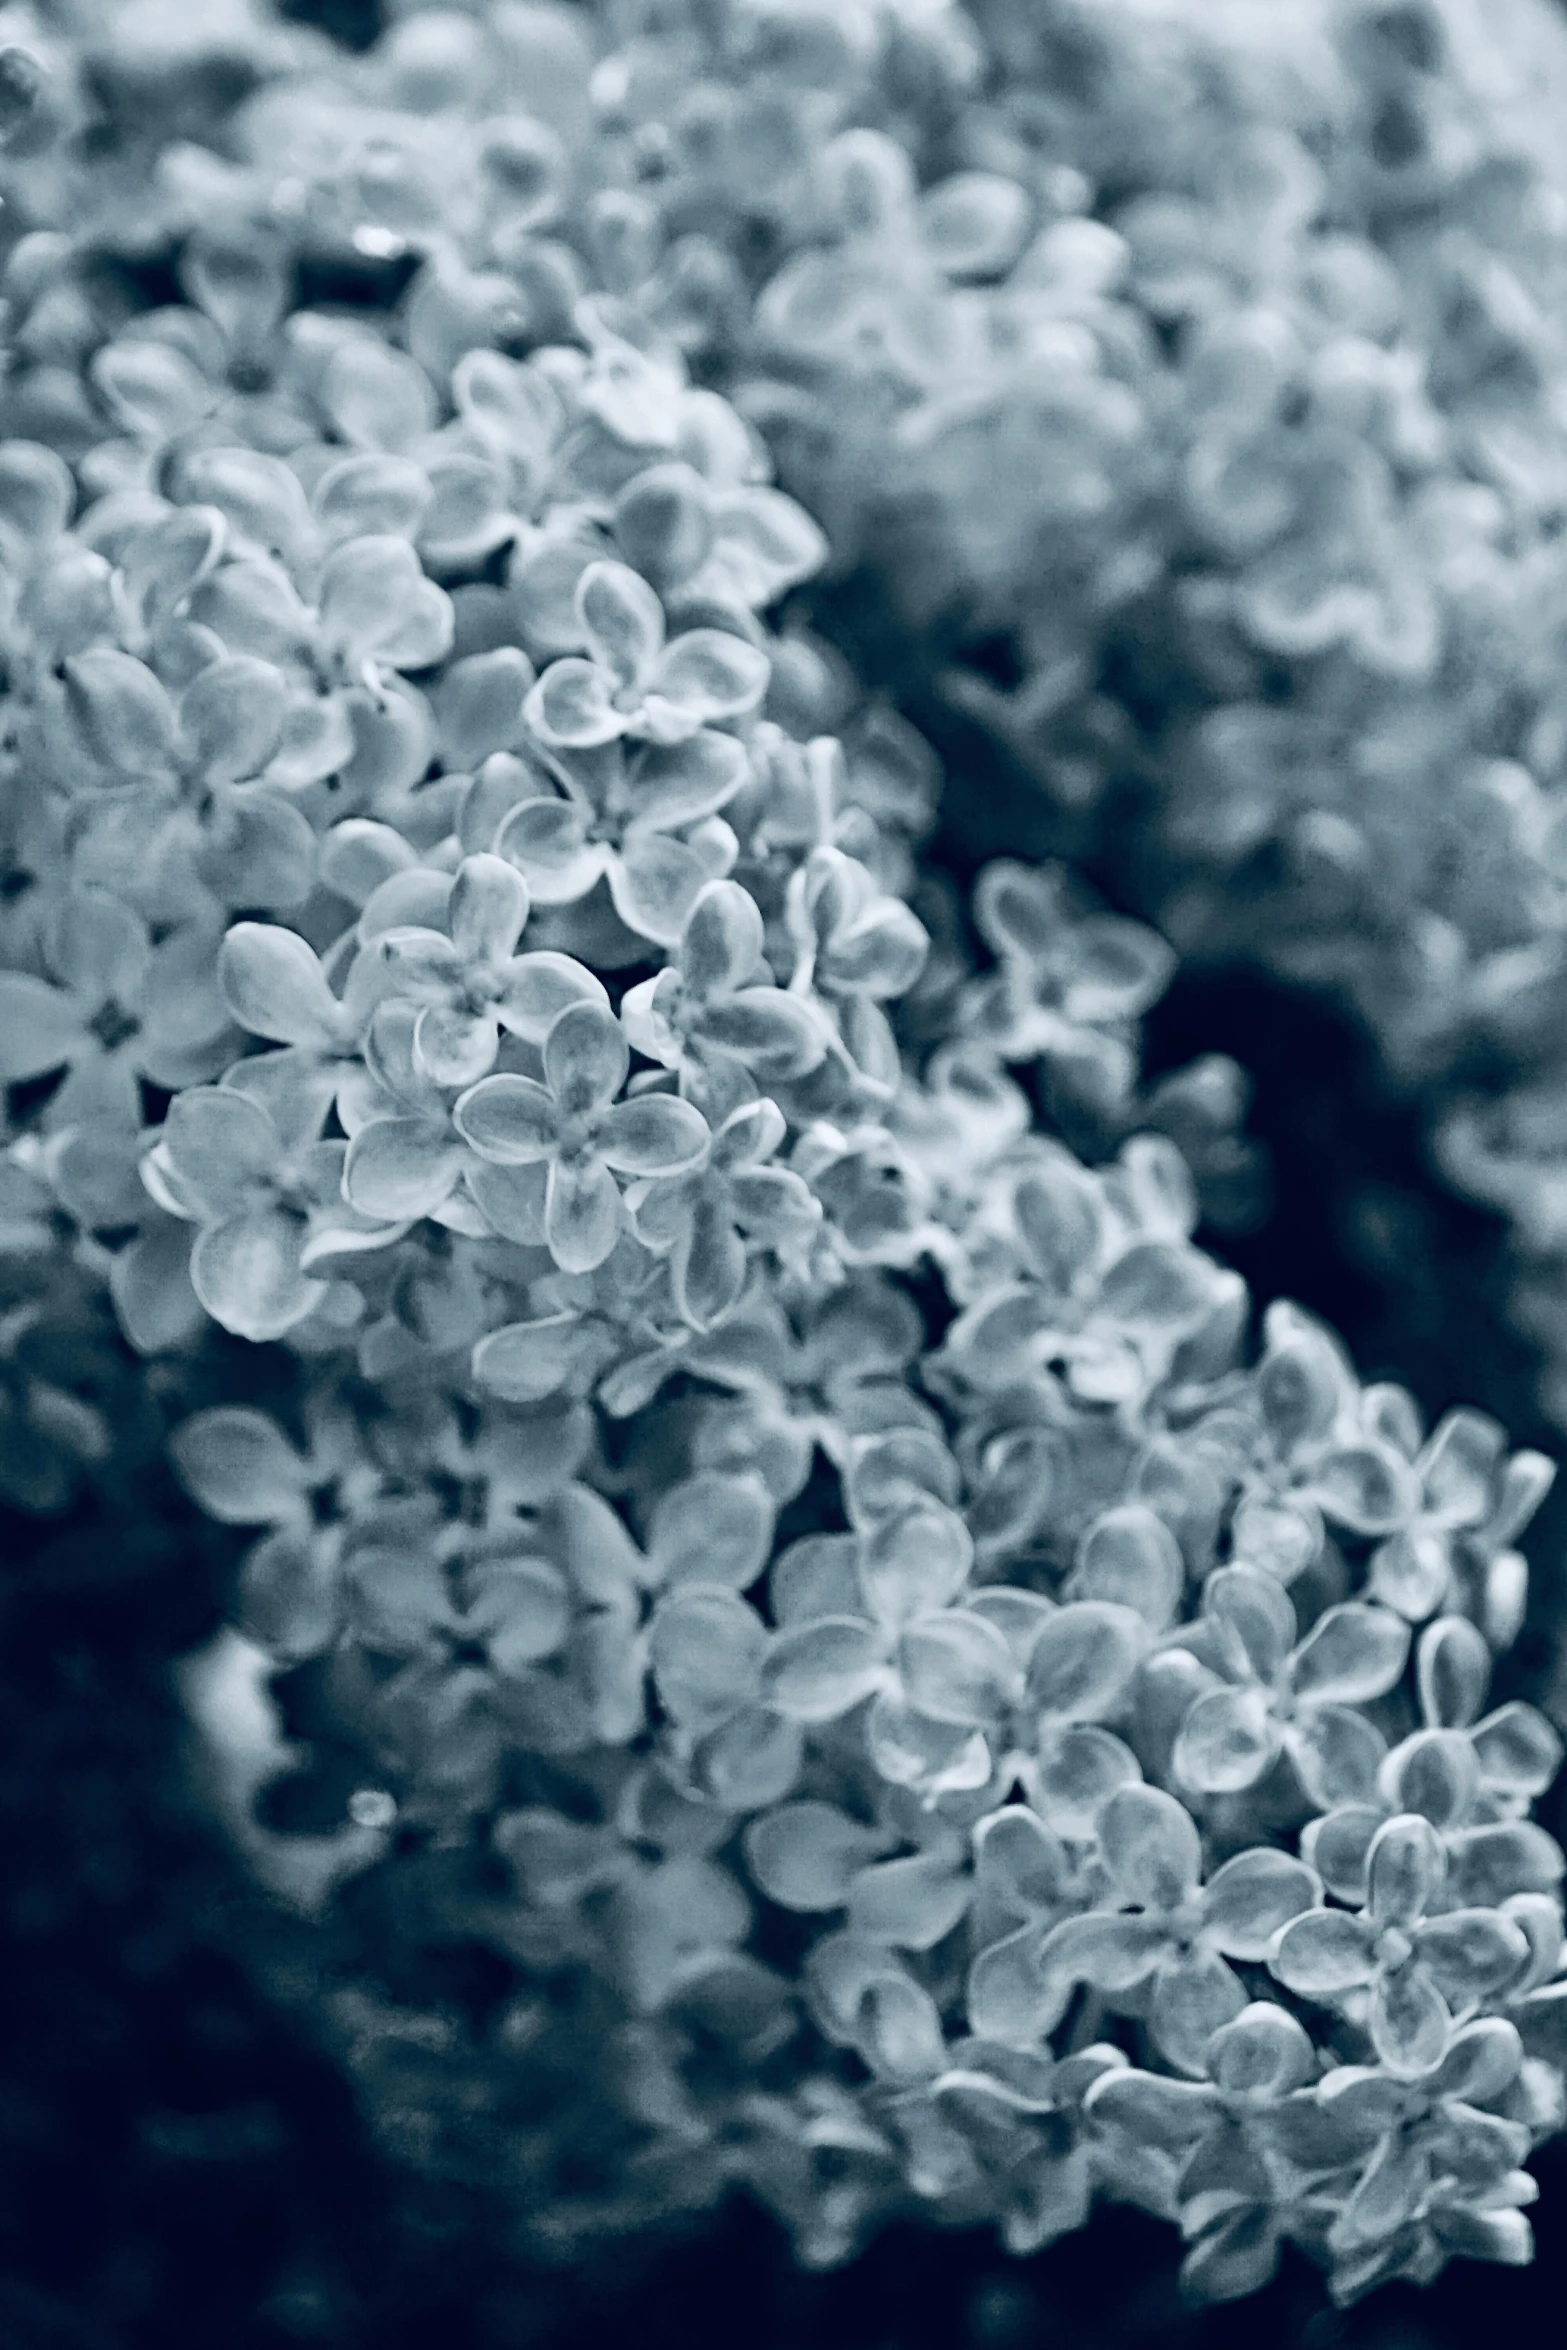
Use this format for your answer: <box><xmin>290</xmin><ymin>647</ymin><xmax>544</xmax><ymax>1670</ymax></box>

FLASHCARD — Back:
<box><xmin>0</xmin><ymin>0</ymin><xmax>1563</xmax><ymax>2312</ymax></box>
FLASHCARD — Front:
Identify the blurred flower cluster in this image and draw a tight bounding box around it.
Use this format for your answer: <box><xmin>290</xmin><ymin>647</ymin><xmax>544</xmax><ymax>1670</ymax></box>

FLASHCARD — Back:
<box><xmin>0</xmin><ymin>0</ymin><xmax>1563</xmax><ymax>2312</ymax></box>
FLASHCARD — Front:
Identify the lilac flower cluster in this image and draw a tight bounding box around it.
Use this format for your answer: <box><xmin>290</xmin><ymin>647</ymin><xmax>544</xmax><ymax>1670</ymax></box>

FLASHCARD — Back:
<box><xmin>0</xmin><ymin>0</ymin><xmax>1563</xmax><ymax>2310</ymax></box>
<box><xmin>73</xmin><ymin>0</ymin><xmax>1566</xmax><ymax>1421</ymax></box>
<box><xmin>9</xmin><ymin>0</ymin><xmax>1567</xmax><ymax>1427</ymax></box>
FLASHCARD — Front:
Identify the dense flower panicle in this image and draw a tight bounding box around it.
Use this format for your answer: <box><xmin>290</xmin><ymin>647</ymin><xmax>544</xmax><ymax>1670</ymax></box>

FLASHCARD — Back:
<box><xmin>0</xmin><ymin>0</ymin><xmax>1564</xmax><ymax>2311</ymax></box>
<box><xmin>14</xmin><ymin>0</ymin><xmax>1564</xmax><ymax>1404</ymax></box>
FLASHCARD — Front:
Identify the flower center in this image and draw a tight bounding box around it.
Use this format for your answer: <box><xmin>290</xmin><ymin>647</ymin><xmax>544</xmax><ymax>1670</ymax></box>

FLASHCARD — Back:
<box><xmin>1376</xmin><ymin>1926</ymin><xmax>1414</xmax><ymax>1971</ymax></box>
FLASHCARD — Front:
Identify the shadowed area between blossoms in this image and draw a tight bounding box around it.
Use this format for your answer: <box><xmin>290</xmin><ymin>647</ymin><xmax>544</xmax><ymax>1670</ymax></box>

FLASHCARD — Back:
<box><xmin>1140</xmin><ymin>969</ymin><xmax>1547</xmax><ymax>1451</ymax></box>
<box><xmin>274</xmin><ymin>0</ymin><xmax>386</xmax><ymax>57</ymax></box>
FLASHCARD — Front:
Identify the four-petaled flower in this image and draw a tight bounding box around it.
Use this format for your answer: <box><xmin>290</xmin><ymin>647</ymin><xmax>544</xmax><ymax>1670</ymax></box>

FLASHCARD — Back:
<box><xmin>330</xmin><ymin>1471</ymin><xmax>741</xmax><ymax>1800</ymax></box>
<box><xmin>171</xmin><ymin>1397</ymin><xmax>384</xmax><ymax>1660</ymax></box>
<box><xmin>339</xmin><ymin>1000</ymin><xmax>476</xmax><ymax>1228</ymax></box>
<box><xmin>611</xmin><ymin>460</ymin><xmax>828</xmax><ymax>615</ymax></box>
<box><xmin>786</xmin><ymin>844</ymin><xmax>930</xmax><ymax>1098</ymax></box>
<box><xmin>313</xmin><ymin>531</ymin><xmax>455</xmax><ymax>681</ymax></box>
<box><xmin>667</xmin><ymin>1276</ymin><xmax>942</xmax><ymax>1499</ymax></box>
<box><xmin>963</xmin><ymin>860</ymin><xmax>1176</xmax><ymax>1118</ymax></box>
<box><xmin>1369</xmin><ymin>1410</ymin><xmax>1555</xmax><ymax>1642</ymax></box>
<box><xmin>1269</xmin><ymin>1812</ymin><xmax>1533</xmax><ymax>2073</ymax></box>
<box><xmin>0</xmin><ymin>886</ymin><xmax>233</xmax><ymax>1131</ymax></box>
<box><xmin>1303</xmin><ymin>1613</ymin><xmax>1567</xmax><ymax>1907</ymax></box>
<box><xmin>1313</xmin><ymin>2018</ymin><xmax>1537</xmax><ymax>2298</ymax></box>
<box><xmin>143</xmin><ymin>1071</ymin><xmax>405</xmax><ymax>1339</ymax></box>
<box><xmin>761</xmin><ymin>1494</ymin><xmax>1014</xmax><ymax>1802</ymax></box>
<box><xmin>1169</xmin><ymin>1565</ymin><xmax>1412</xmax><ymax>1807</ymax></box>
<box><xmin>883</xmin><ymin>2041</ymin><xmax>1123</xmax><ymax>2258</ymax></box>
<box><xmin>627</xmin><ymin>1095</ymin><xmax>821</xmax><ymax>1329</ymax></box>
<box><xmin>1238</xmin><ymin>1309</ymin><xmax>1555</xmax><ymax>1649</ymax></box>
<box><xmin>215</xmin><ymin>918</ymin><xmax>389</xmax><ymax>1138</ymax></box>
<box><xmin>938</xmin><ymin>1150</ymin><xmax>1238</xmax><ymax>1409</ymax></box>
<box><xmin>968</xmin><ymin>1784</ymin><xmax>1320</xmax><ymax>2074</ymax></box>
<box><xmin>524</xmin><ymin>557</ymin><xmax>770</xmax><ymax>750</ymax></box>
<box><xmin>369</xmin><ymin>850</ymin><xmax>608</xmax><ymax>1086</ymax></box>
<box><xmin>489</xmin><ymin>728</ymin><xmax>753</xmax><ymax>947</ymax></box>
<box><xmin>967</xmin><ymin>1802</ymin><xmax>1107</xmax><ymax>1960</ymax></box>
<box><xmin>1084</xmin><ymin>2001</ymin><xmax>1365</xmax><ymax>2302</ymax></box>
<box><xmin>454</xmin><ymin>1000</ymin><xmax>711</xmax><ymax>1272</ymax></box>
<box><xmin>620</xmin><ymin>878</ymin><xmax>827</xmax><ymax>1120</ymax></box>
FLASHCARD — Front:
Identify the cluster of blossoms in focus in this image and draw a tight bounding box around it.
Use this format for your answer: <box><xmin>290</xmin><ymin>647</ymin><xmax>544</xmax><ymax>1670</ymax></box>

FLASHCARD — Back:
<box><xmin>12</xmin><ymin>0</ymin><xmax>1562</xmax><ymax>1402</ymax></box>
<box><xmin>0</xmin><ymin>0</ymin><xmax>1565</xmax><ymax>2313</ymax></box>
